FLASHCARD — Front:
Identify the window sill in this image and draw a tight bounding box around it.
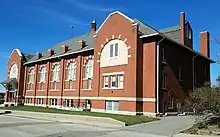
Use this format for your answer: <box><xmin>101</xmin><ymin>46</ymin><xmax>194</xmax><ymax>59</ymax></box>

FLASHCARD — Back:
<box><xmin>38</xmin><ymin>81</ymin><xmax>46</xmax><ymax>84</ymax></box>
<box><xmin>64</xmin><ymin>89</ymin><xmax>76</xmax><ymax>91</ymax></box>
<box><xmin>102</xmin><ymin>87</ymin><xmax>124</xmax><ymax>90</ymax></box>
<box><xmin>26</xmin><ymin>90</ymin><xmax>34</xmax><ymax>92</ymax></box>
<box><xmin>49</xmin><ymin>89</ymin><xmax>59</xmax><ymax>92</ymax></box>
<box><xmin>37</xmin><ymin>90</ymin><xmax>45</xmax><ymax>92</ymax></box>
<box><xmin>50</xmin><ymin>81</ymin><xmax>60</xmax><ymax>82</ymax></box>
<box><xmin>65</xmin><ymin>79</ymin><xmax>76</xmax><ymax>82</ymax></box>
<box><xmin>83</xmin><ymin>78</ymin><xmax>93</xmax><ymax>81</ymax></box>
<box><xmin>81</xmin><ymin>89</ymin><xmax>92</xmax><ymax>91</ymax></box>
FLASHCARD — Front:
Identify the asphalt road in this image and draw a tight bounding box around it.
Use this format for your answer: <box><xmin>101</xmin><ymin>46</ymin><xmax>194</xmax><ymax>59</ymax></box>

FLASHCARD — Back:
<box><xmin>0</xmin><ymin>115</ymin><xmax>195</xmax><ymax>137</ymax></box>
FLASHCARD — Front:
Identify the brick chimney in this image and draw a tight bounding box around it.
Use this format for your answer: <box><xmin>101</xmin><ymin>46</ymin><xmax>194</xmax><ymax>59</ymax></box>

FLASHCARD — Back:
<box><xmin>180</xmin><ymin>12</ymin><xmax>185</xmax><ymax>45</ymax></box>
<box><xmin>200</xmin><ymin>31</ymin><xmax>210</xmax><ymax>58</ymax></box>
<box><xmin>91</xmin><ymin>20</ymin><xmax>96</xmax><ymax>33</ymax></box>
<box><xmin>36</xmin><ymin>52</ymin><xmax>42</xmax><ymax>58</ymax></box>
<box><xmin>61</xmin><ymin>45</ymin><xmax>69</xmax><ymax>53</ymax></box>
<box><xmin>78</xmin><ymin>40</ymin><xmax>86</xmax><ymax>49</ymax></box>
<box><xmin>48</xmin><ymin>49</ymin><xmax>54</xmax><ymax>57</ymax></box>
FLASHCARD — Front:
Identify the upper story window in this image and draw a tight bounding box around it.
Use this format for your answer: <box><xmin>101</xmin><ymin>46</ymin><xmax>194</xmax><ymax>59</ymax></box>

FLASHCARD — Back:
<box><xmin>110</xmin><ymin>75</ymin><xmax>116</xmax><ymax>88</ymax></box>
<box><xmin>103</xmin><ymin>76</ymin><xmax>109</xmax><ymax>88</ymax></box>
<box><xmin>52</xmin><ymin>64</ymin><xmax>60</xmax><ymax>82</ymax></box>
<box><xmin>9</xmin><ymin>64</ymin><xmax>18</xmax><ymax>79</ymax></box>
<box><xmin>67</xmin><ymin>62</ymin><xmax>76</xmax><ymax>80</ymax></box>
<box><xmin>29</xmin><ymin>69</ymin><xmax>35</xmax><ymax>84</ymax></box>
<box><xmin>39</xmin><ymin>66</ymin><xmax>46</xmax><ymax>83</ymax></box>
<box><xmin>118</xmin><ymin>74</ymin><xmax>124</xmax><ymax>88</ymax></box>
<box><xmin>161</xmin><ymin>48</ymin><xmax>166</xmax><ymax>63</ymax></box>
<box><xmin>185</xmin><ymin>26</ymin><xmax>192</xmax><ymax>39</ymax></box>
<box><xmin>110</xmin><ymin>43</ymin><xmax>118</xmax><ymax>58</ymax></box>
<box><xmin>85</xmin><ymin>59</ymin><xmax>93</xmax><ymax>79</ymax></box>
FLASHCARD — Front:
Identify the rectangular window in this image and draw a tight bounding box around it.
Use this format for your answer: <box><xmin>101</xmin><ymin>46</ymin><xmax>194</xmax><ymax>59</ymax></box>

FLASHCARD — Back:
<box><xmin>88</xmin><ymin>78</ymin><xmax>92</xmax><ymax>89</ymax></box>
<box><xmin>110</xmin><ymin>44</ymin><xmax>114</xmax><ymax>57</ymax></box>
<box><xmin>115</xmin><ymin>43</ymin><xmax>118</xmax><ymax>57</ymax></box>
<box><xmin>51</xmin><ymin>99</ymin><xmax>57</xmax><ymax>106</ymax></box>
<box><xmin>111</xmin><ymin>75</ymin><xmax>116</xmax><ymax>88</ymax></box>
<box><xmin>118</xmin><ymin>74</ymin><xmax>124</xmax><ymax>88</ymax></box>
<box><xmin>178</xmin><ymin>65</ymin><xmax>182</xmax><ymax>81</ymax></box>
<box><xmin>162</xmin><ymin>73</ymin><xmax>166</xmax><ymax>89</ymax></box>
<box><xmin>105</xmin><ymin>101</ymin><xmax>119</xmax><ymax>111</ymax></box>
<box><xmin>37</xmin><ymin>98</ymin><xmax>43</xmax><ymax>105</ymax></box>
<box><xmin>104</xmin><ymin>76</ymin><xmax>109</xmax><ymax>88</ymax></box>
<box><xmin>69</xmin><ymin>80</ymin><xmax>73</xmax><ymax>89</ymax></box>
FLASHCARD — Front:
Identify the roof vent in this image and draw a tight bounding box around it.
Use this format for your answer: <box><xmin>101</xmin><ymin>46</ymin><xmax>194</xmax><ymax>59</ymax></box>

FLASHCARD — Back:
<box><xmin>78</xmin><ymin>40</ymin><xmax>86</xmax><ymax>49</ymax></box>
<box><xmin>36</xmin><ymin>52</ymin><xmax>42</xmax><ymax>58</ymax></box>
<box><xmin>48</xmin><ymin>49</ymin><xmax>54</xmax><ymax>57</ymax></box>
<box><xmin>61</xmin><ymin>45</ymin><xmax>69</xmax><ymax>54</ymax></box>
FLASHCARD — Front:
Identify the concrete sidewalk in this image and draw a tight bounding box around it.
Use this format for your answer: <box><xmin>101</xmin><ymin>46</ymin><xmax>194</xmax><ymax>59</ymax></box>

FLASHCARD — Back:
<box><xmin>174</xmin><ymin>133</ymin><xmax>218</xmax><ymax>137</ymax></box>
<box><xmin>1</xmin><ymin>110</ymin><xmax>125</xmax><ymax>128</ymax></box>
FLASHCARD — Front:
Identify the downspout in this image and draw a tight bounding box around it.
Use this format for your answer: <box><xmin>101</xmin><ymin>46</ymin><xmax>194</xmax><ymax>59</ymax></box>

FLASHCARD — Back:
<box><xmin>156</xmin><ymin>37</ymin><xmax>165</xmax><ymax>114</ymax></box>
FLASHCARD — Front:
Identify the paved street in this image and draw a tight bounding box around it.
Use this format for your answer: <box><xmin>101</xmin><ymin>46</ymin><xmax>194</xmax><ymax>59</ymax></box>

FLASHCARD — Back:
<box><xmin>0</xmin><ymin>114</ymin><xmax>195</xmax><ymax>137</ymax></box>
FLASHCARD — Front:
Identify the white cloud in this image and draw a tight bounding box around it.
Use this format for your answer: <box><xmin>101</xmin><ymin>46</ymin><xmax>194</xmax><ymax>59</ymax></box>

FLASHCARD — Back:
<box><xmin>64</xmin><ymin>0</ymin><xmax>116</xmax><ymax>12</ymax></box>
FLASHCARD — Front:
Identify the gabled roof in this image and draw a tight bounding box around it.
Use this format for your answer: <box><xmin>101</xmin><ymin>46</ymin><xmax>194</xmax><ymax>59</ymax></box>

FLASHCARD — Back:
<box><xmin>25</xmin><ymin>33</ymin><xmax>94</xmax><ymax>64</ymax></box>
<box><xmin>22</xmin><ymin>53</ymin><xmax>34</xmax><ymax>62</ymax></box>
<box><xmin>159</xmin><ymin>25</ymin><xmax>181</xmax><ymax>43</ymax></box>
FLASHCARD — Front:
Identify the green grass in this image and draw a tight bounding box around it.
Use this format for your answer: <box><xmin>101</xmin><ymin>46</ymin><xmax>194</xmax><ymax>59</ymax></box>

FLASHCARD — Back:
<box><xmin>0</xmin><ymin>106</ymin><xmax>159</xmax><ymax>126</ymax></box>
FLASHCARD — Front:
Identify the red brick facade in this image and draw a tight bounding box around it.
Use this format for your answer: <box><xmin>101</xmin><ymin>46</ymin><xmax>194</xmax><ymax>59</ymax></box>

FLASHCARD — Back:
<box><xmin>3</xmin><ymin>11</ymin><xmax>214</xmax><ymax>116</ymax></box>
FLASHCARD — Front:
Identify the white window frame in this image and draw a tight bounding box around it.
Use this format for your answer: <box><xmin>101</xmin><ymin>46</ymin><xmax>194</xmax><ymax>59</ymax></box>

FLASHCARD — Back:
<box><xmin>52</xmin><ymin>64</ymin><xmax>60</xmax><ymax>82</ymax></box>
<box><xmin>118</xmin><ymin>74</ymin><xmax>124</xmax><ymax>88</ymax></box>
<box><xmin>67</xmin><ymin>62</ymin><xmax>76</xmax><ymax>80</ymax></box>
<box><xmin>9</xmin><ymin>64</ymin><xmax>18</xmax><ymax>79</ymax></box>
<box><xmin>110</xmin><ymin>75</ymin><xmax>116</xmax><ymax>88</ymax></box>
<box><xmin>88</xmin><ymin>78</ymin><xmax>92</xmax><ymax>89</ymax></box>
<box><xmin>39</xmin><ymin>66</ymin><xmax>46</xmax><ymax>83</ymax></box>
<box><xmin>106</xmin><ymin>101</ymin><xmax>119</xmax><ymax>111</ymax></box>
<box><xmin>37</xmin><ymin>98</ymin><xmax>43</xmax><ymax>105</ymax></box>
<box><xmin>85</xmin><ymin>59</ymin><xmax>93</xmax><ymax>79</ymax></box>
<box><xmin>110</xmin><ymin>43</ymin><xmax>119</xmax><ymax>59</ymax></box>
<box><xmin>103</xmin><ymin>76</ymin><xmax>109</xmax><ymax>88</ymax></box>
<box><xmin>51</xmin><ymin>98</ymin><xmax>57</xmax><ymax>106</ymax></box>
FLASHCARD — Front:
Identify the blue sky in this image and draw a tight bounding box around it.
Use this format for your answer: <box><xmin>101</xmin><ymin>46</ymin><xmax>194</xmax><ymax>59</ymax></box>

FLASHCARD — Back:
<box><xmin>0</xmin><ymin>0</ymin><xmax>220</xmax><ymax>91</ymax></box>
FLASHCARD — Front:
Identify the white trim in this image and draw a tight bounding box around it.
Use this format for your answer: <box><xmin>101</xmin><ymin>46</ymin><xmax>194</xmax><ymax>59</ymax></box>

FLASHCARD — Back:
<box><xmin>36</xmin><ymin>90</ymin><xmax>45</xmax><ymax>92</ymax></box>
<box><xmin>118</xmin><ymin>34</ymin><xmax>121</xmax><ymax>39</ymax></box>
<box><xmin>112</xmin><ymin>34</ymin><xmax>115</xmax><ymax>39</ymax></box>
<box><xmin>156</xmin><ymin>44</ymin><xmax>160</xmax><ymax>114</ymax></box>
<box><xmin>9</xmin><ymin>49</ymin><xmax>22</xmax><ymax>58</ymax></box>
<box><xmin>23</xmin><ymin>96</ymin><xmax>156</xmax><ymax>102</ymax></box>
<box><xmin>26</xmin><ymin>90</ymin><xmax>34</xmax><ymax>92</ymax></box>
<box><xmin>101</xmin><ymin>44</ymin><xmax>104</xmax><ymax>48</ymax></box>
<box><xmin>128</xmin><ymin>55</ymin><xmax>131</xmax><ymax>58</ymax></box>
<box><xmin>127</xmin><ymin>46</ymin><xmax>131</xmax><ymax>50</ymax></box>
<box><xmin>81</xmin><ymin>89</ymin><xmax>92</xmax><ymax>91</ymax></box>
<box><xmin>123</xmin><ymin>38</ymin><xmax>127</xmax><ymax>43</ymax></box>
<box><xmin>96</xmin><ymin>11</ymin><xmax>134</xmax><ymax>33</ymax></box>
<box><xmin>63</xmin><ymin>89</ymin><xmax>76</xmax><ymax>91</ymax></box>
<box><xmin>102</xmin><ymin>71</ymin><xmax>124</xmax><ymax>76</ymax></box>
<box><xmin>140</xmin><ymin>33</ymin><xmax>159</xmax><ymax>38</ymax></box>
<box><xmin>102</xmin><ymin>87</ymin><xmax>124</xmax><ymax>90</ymax></box>
<box><xmin>97</xmin><ymin>60</ymin><xmax>100</xmax><ymax>63</ymax></box>
<box><xmin>106</xmin><ymin>38</ymin><xmax>109</xmax><ymax>42</ymax></box>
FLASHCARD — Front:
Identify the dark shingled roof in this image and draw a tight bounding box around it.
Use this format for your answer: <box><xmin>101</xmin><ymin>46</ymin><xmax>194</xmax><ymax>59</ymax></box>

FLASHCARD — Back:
<box><xmin>25</xmin><ymin>33</ymin><xmax>94</xmax><ymax>64</ymax></box>
<box><xmin>159</xmin><ymin>25</ymin><xmax>181</xmax><ymax>43</ymax></box>
<box><xmin>22</xmin><ymin>53</ymin><xmax>34</xmax><ymax>62</ymax></box>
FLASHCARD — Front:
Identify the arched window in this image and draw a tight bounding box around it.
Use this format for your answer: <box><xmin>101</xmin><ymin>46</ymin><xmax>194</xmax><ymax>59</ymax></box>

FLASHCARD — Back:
<box><xmin>9</xmin><ymin>64</ymin><xmax>18</xmax><ymax>79</ymax></box>
<box><xmin>85</xmin><ymin>59</ymin><xmax>93</xmax><ymax>79</ymax></box>
<box><xmin>39</xmin><ymin>66</ymin><xmax>46</xmax><ymax>82</ymax></box>
<box><xmin>28</xmin><ymin>68</ymin><xmax>35</xmax><ymax>89</ymax></box>
<box><xmin>67</xmin><ymin>62</ymin><xmax>76</xmax><ymax>80</ymax></box>
<box><xmin>52</xmin><ymin>64</ymin><xmax>60</xmax><ymax>82</ymax></box>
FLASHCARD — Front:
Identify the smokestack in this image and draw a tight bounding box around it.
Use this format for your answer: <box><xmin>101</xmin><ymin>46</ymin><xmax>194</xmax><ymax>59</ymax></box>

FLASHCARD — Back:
<box><xmin>200</xmin><ymin>31</ymin><xmax>210</xmax><ymax>58</ymax></box>
<box><xmin>91</xmin><ymin>20</ymin><xmax>96</xmax><ymax>33</ymax></box>
<box><xmin>180</xmin><ymin>12</ymin><xmax>185</xmax><ymax>45</ymax></box>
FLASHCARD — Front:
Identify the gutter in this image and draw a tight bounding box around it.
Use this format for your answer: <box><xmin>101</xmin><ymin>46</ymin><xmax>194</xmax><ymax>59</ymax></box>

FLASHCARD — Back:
<box><xmin>24</xmin><ymin>48</ymin><xmax>94</xmax><ymax>65</ymax></box>
<box><xmin>156</xmin><ymin>37</ymin><xmax>165</xmax><ymax>114</ymax></box>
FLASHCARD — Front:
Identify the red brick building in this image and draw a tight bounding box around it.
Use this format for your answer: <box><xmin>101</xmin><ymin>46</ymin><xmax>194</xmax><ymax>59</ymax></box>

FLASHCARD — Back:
<box><xmin>1</xmin><ymin>11</ymin><xmax>214</xmax><ymax>116</ymax></box>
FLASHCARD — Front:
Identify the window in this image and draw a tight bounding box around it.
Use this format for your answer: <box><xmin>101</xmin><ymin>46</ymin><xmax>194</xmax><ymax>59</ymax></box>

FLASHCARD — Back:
<box><xmin>185</xmin><ymin>26</ymin><xmax>191</xmax><ymax>39</ymax></box>
<box><xmin>37</xmin><ymin>98</ymin><xmax>43</xmax><ymax>105</ymax></box>
<box><xmin>26</xmin><ymin>98</ymin><xmax>32</xmax><ymax>104</ymax></box>
<box><xmin>29</xmin><ymin>69</ymin><xmax>35</xmax><ymax>89</ymax></box>
<box><xmin>52</xmin><ymin>64</ymin><xmax>60</xmax><ymax>82</ymax></box>
<box><xmin>111</xmin><ymin>75</ymin><xmax>116</xmax><ymax>88</ymax></box>
<box><xmin>51</xmin><ymin>99</ymin><xmax>57</xmax><ymax>106</ymax></box>
<box><xmin>39</xmin><ymin>66</ymin><xmax>46</xmax><ymax>83</ymax></box>
<box><xmin>69</xmin><ymin>80</ymin><xmax>73</xmax><ymax>89</ymax></box>
<box><xmin>9</xmin><ymin>64</ymin><xmax>18</xmax><ymax>79</ymax></box>
<box><xmin>118</xmin><ymin>74</ymin><xmax>124</xmax><ymax>88</ymax></box>
<box><xmin>168</xmin><ymin>94</ymin><xmax>174</xmax><ymax>109</ymax></box>
<box><xmin>104</xmin><ymin>76</ymin><xmax>109</xmax><ymax>88</ymax></box>
<box><xmin>85</xmin><ymin>59</ymin><xmax>93</xmax><ymax>79</ymax></box>
<box><xmin>106</xmin><ymin>101</ymin><xmax>119</xmax><ymax>111</ymax></box>
<box><xmin>65</xmin><ymin>99</ymin><xmax>70</xmax><ymax>107</ymax></box>
<box><xmin>178</xmin><ymin>65</ymin><xmax>182</xmax><ymax>81</ymax></box>
<box><xmin>110</xmin><ymin>43</ymin><xmax>119</xmax><ymax>58</ymax></box>
<box><xmin>162</xmin><ymin>73</ymin><xmax>166</xmax><ymax>89</ymax></box>
<box><xmin>67</xmin><ymin>62</ymin><xmax>76</xmax><ymax>80</ymax></box>
<box><xmin>88</xmin><ymin>78</ymin><xmax>92</xmax><ymax>89</ymax></box>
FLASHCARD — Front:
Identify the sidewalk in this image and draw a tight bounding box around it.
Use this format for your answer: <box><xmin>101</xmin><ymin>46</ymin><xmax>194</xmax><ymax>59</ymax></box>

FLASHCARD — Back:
<box><xmin>1</xmin><ymin>110</ymin><xmax>125</xmax><ymax>128</ymax></box>
<box><xmin>174</xmin><ymin>133</ymin><xmax>218</xmax><ymax>137</ymax></box>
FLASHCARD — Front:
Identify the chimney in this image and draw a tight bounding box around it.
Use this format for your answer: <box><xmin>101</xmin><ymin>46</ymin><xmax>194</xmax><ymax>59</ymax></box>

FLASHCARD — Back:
<box><xmin>36</xmin><ymin>52</ymin><xmax>42</xmax><ymax>58</ymax></box>
<box><xmin>78</xmin><ymin>40</ymin><xmax>86</xmax><ymax>49</ymax></box>
<box><xmin>91</xmin><ymin>20</ymin><xmax>96</xmax><ymax>33</ymax></box>
<box><xmin>62</xmin><ymin>45</ymin><xmax>69</xmax><ymax>53</ymax></box>
<box><xmin>180</xmin><ymin>12</ymin><xmax>186</xmax><ymax>45</ymax></box>
<box><xmin>200</xmin><ymin>31</ymin><xmax>210</xmax><ymax>58</ymax></box>
<box><xmin>48</xmin><ymin>49</ymin><xmax>54</xmax><ymax>57</ymax></box>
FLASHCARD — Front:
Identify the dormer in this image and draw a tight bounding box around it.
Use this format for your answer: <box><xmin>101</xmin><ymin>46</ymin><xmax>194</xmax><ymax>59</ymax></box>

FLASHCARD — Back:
<box><xmin>61</xmin><ymin>45</ymin><xmax>69</xmax><ymax>54</ymax></box>
<box><xmin>36</xmin><ymin>52</ymin><xmax>42</xmax><ymax>59</ymax></box>
<box><xmin>48</xmin><ymin>49</ymin><xmax>54</xmax><ymax>57</ymax></box>
<box><xmin>78</xmin><ymin>40</ymin><xmax>86</xmax><ymax>49</ymax></box>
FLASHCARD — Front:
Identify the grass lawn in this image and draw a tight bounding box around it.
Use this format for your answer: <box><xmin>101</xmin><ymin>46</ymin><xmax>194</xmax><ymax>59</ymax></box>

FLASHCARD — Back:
<box><xmin>0</xmin><ymin>106</ymin><xmax>159</xmax><ymax>126</ymax></box>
